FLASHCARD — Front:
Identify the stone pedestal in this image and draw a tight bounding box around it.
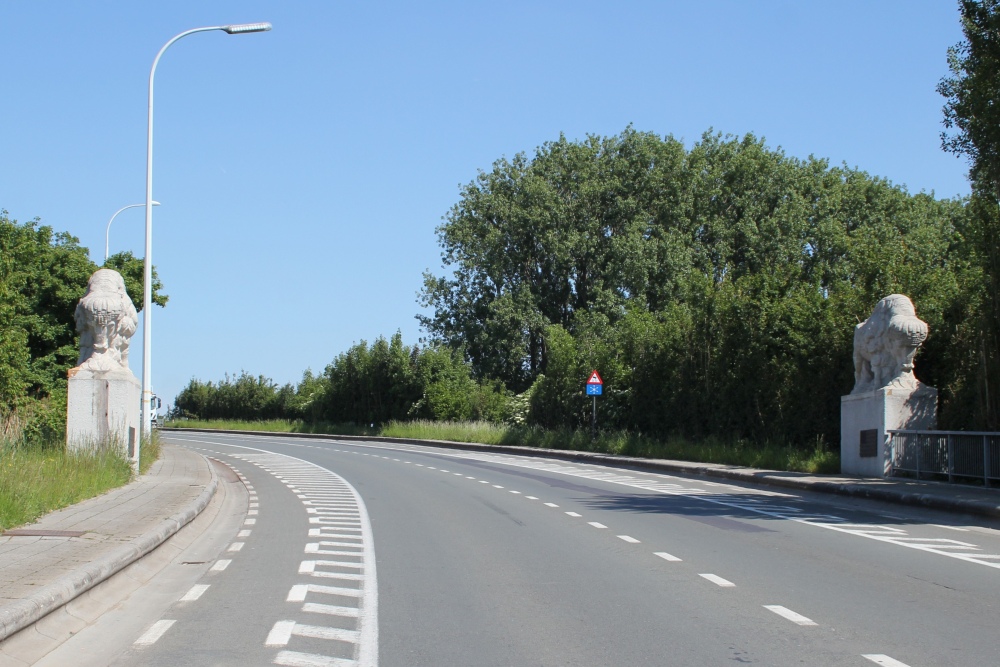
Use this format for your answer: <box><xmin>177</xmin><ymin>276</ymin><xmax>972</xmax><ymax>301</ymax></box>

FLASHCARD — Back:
<box><xmin>66</xmin><ymin>367</ymin><xmax>141</xmax><ymax>460</ymax></box>
<box><xmin>840</xmin><ymin>385</ymin><xmax>937</xmax><ymax>477</ymax></box>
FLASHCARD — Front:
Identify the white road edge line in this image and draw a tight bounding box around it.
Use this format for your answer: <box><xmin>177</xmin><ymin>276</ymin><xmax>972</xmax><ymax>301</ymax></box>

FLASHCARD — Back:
<box><xmin>134</xmin><ymin>619</ymin><xmax>176</xmax><ymax>646</ymax></box>
<box><xmin>763</xmin><ymin>605</ymin><xmax>817</xmax><ymax>626</ymax></box>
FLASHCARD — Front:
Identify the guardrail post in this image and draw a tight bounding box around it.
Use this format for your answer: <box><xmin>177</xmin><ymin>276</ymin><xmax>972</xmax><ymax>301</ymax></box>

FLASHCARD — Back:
<box><xmin>986</xmin><ymin>435</ymin><xmax>992</xmax><ymax>488</ymax></box>
<box><xmin>947</xmin><ymin>433</ymin><xmax>954</xmax><ymax>483</ymax></box>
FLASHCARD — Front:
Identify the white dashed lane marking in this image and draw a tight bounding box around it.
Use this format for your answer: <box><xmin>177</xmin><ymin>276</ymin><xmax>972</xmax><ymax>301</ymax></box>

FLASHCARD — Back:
<box><xmin>699</xmin><ymin>574</ymin><xmax>735</xmax><ymax>587</ymax></box>
<box><xmin>863</xmin><ymin>655</ymin><xmax>912</xmax><ymax>667</ymax></box>
<box><xmin>655</xmin><ymin>552</ymin><xmax>682</xmax><ymax>562</ymax></box>
<box><xmin>210</xmin><ymin>559</ymin><xmax>231</xmax><ymax>572</ymax></box>
<box><xmin>134</xmin><ymin>619</ymin><xmax>176</xmax><ymax>646</ymax></box>
<box><xmin>764</xmin><ymin>605</ymin><xmax>817</xmax><ymax>626</ymax></box>
<box><xmin>617</xmin><ymin>535</ymin><xmax>640</xmax><ymax>543</ymax></box>
<box><xmin>179</xmin><ymin>584</ymin><xmax>210</xmax><ymax>602</ymax></box>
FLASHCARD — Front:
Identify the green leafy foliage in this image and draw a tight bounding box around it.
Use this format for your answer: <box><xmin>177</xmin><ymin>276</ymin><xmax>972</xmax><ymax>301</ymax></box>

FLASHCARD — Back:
<box><xmin>103</xmin><ymin>250</ymin><xmax>169</xmax><ymax>311</ymax></box>
<box><xmin>0</xmin><ymin>210</ymin><xmax>168</xmax><ymax>445</ymax></box>
<box><xmin>421</xmin><ymin>128</ymin><xmax>974</xmax><ymax>444</ymax></box>
<box><xmin>938</xmin><ymin>0</ymin><xmax>1000</xmax><ymax>429</ymax></box>
<box><xmin>171</xmin><ymin>335</ymin><xmax>511</xmax><ymax>426</ymax></box>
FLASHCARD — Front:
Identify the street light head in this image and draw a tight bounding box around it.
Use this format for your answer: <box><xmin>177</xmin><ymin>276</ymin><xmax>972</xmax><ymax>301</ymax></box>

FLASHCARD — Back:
<box><xmin>223</xmin><ymin>22</ymin><xmax>272</xmax><ymax>34</ymax></box>
<box><xmin>151</xmin><ymin>201</ymin><xmax>161</xmax><ymax>206</ymax></box>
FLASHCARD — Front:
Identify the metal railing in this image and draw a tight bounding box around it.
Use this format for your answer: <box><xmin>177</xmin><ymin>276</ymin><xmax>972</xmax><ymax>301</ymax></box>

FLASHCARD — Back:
<box><xmin>888</xmin><ymin>430</ymin><xmax>1000</xmax><ymax>486</ymax></box>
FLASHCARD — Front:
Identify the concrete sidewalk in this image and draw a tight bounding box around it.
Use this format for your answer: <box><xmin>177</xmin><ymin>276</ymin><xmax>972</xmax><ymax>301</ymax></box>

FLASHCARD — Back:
<box><xmin>170</xmin><ymin>427</ymin><xmax>1000</xmax><ymax>520</ymax></box>
<box><xmin>0</xmin><ymin>443</ymin><xmax>216</xmax><ymax>642</ymax></box>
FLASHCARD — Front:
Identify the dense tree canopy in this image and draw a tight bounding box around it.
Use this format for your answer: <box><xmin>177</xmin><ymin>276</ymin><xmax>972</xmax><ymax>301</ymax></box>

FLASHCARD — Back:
<box><xmin>0</xmin><ymin>211</ymin><xmax>167</xmax><ymax>409</ymax></box>
<box><xmin>420</xmin><ymin>128</ymin><xmax>973</xmax><ymax>443</ymax></box>
<box><xmin>939</xmin><ymin>0</ymin><xmax>1000</xmax><ymax>429</ymax></box>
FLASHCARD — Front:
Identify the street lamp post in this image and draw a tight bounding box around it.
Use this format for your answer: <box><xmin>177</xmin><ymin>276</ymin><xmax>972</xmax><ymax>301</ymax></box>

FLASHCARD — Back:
<box><xmin>140</xmin><ymin>22</ymin><xmax>271</xmax><ymax>445</ymax></box>
<box><xmin>106</xmin><ymin>201</ymin><xmax>160</xmax><ymax>262</ymax></box>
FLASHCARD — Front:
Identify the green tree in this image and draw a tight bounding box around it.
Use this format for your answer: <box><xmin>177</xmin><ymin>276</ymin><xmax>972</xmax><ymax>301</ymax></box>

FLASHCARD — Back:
<box><xmin>939</xmin><ymin>0</ymin><xmax>1000</xmax><ymax>428</ymax></box>
<box><xmin>0</xmin><ymin>211</ymin><xmax>169</xmax><ymax>412</ymax></box>
<box><xmin>422</xmin><ymin>129</ymin><xmax>969</xmax><ymax>444</ymax></box>
<box><xmin>103</xmin><ymin>250</ymin><xmax>169</xmax><ymax>311</ymax></box>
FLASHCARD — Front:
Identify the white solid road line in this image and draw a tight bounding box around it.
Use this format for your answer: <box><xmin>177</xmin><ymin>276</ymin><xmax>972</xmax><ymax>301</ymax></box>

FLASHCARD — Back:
<box><xmin>179</xmin><ymin>584</ymin><xmax>210</xmax><ymax>601</ymax></box>
<box><xmin>862</xmin><ymin>654</ymin><xmax>912</xmax><ymax>666</ymax></box>
<box><xmin>764</xmin><ymin>605</ymin><xmax>818</xmax><ymax>626</ymax></box>
<box><xmin>655</xmin><ymin>552</ymin><xmax>682</xmax><ymax>562</ymax></box>
<box><xmin>273</xmin><ymin>650</ymin><xmax>357</xmax><ymax>667</ymax></box>
<box><xmin>134</xmin><ymin>619</ymin><xmax>176</xmax><ymax>646</ymax></box>
<box><xmin>699</xmin><ymin>573</ymin><xmax>736</xmax><ymax>587</ymax></box>
<box><xmin>618</xmin><ymin>535</ymin><xmax>640</xmax><ymax>543</ymax></box>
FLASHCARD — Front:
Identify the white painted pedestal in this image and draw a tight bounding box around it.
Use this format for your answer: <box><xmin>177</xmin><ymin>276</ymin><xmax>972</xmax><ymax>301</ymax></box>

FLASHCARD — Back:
<box><xmin>66</xmin><ymin>367</ymin><xmax>141</xmax><ymax>461</ymax></box>
<box><xmin>840</xmin><ymin>385</ymin><xmax>937</xmax><ymax>477</ymax></box>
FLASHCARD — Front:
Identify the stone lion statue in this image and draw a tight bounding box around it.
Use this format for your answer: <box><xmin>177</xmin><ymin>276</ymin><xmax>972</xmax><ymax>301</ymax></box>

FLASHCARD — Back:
<box><xmin>75</xmin><ymin>269</ymin><xmax>139</xmax><ymax>373</ymax></box>
<box><xmin>851</xmin><ymin>294</ymin><xmax>928</xmax><ymax>395</ymax></box>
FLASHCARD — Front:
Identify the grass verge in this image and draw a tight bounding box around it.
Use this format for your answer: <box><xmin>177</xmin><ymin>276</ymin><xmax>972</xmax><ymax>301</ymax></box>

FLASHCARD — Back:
<box><xmin>0</xmin><ymin>446</ymin><xmax>133</xmax><ymax>531</ymax></box>
<box><xmin>163</xmin><ymin>418</ymin><xmax>840</xmax><ymax>474</ymax></box>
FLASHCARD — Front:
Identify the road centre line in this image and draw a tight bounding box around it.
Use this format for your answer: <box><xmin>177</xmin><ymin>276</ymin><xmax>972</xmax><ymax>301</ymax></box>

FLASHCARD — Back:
<box><xmin>764</xmin><ymin>605</ymin><xmax>817</xmax><ymax>626</ymax></box>
<box><xmin>862</xmin><ymin>655</ymin><xmax>912</xmax><ymax>667</ymax></box>
<box><xmin>699</xmin><ymin>573</ymin><xmax>736</xmax><ymax>587</ymax></box>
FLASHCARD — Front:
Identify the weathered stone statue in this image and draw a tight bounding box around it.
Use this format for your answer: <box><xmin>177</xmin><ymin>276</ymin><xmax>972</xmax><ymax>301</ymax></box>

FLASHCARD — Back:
<box><xmin>851</xmin><ymin>294</ymin><xmax>928</xmax><ymax>395</ymax></box>
<box><xmin>841</xmin><ymin>294</ymin><xmax>936</xmax><ymax>477</ymax></box>
<box><xmin>66</xmin><ymin>269</ymin><xmax>141</xmax><ymax>462</ymax></box>
<box><xmin>75</xmin><ymin>269</ymin><xmax>138</xmax><ymax>372</ymax></box>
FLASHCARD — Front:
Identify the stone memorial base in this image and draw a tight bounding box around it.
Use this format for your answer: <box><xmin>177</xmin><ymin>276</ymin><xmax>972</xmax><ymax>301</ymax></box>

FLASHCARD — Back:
<box><xmin>66</xmin><ymin>367</ymin><xmax>141</xmax><ymax>460</ymax></box>
<box><xmin>840</xmin><ymin>384</ymin><xmax>937</xmax><ymax>477</ymax></box>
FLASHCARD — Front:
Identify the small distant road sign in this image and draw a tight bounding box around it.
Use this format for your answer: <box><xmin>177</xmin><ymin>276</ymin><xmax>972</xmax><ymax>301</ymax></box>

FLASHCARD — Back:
<box><xmin>586</xmin><ymin>370</ymin><xmax>603</xmax><ymax>439</ymax></box>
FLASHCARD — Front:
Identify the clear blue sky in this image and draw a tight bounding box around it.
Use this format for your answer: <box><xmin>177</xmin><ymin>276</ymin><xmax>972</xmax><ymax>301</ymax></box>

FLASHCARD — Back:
<box><xmin>0</xmin><ymin>1</ymin><xmax>972</xmax><ymax>413</ymax></box>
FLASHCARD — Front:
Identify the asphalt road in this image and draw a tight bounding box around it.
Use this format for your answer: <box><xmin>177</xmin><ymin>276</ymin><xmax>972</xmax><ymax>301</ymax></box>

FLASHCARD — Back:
<box><xmin>57</xmin><ymin>432</ymin><xmax>1000</xmax><ymax>666</ymax></box>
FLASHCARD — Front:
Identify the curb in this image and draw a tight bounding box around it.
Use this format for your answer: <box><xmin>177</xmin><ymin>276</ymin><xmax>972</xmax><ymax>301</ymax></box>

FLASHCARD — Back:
<box><xmin>165</xmin><ymin>427</ymin><xmax>1000</xmax><ymax>520</ymax></box>
<box><xmin>0</xmin><ymin>453</ymin><xmax>219</xmax><ymax>642</ymax></box>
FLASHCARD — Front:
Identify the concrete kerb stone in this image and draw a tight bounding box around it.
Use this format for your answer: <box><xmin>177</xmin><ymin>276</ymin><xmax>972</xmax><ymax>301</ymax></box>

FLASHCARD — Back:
<box><xmin>0</xmin><ymin>458</ymin><xmax>219</xmax><ymax>642</ymax></box>
<box><xmin>165</xmin><ymin>427</ymin><xmax>1000</xmax><ymax>520</ymax></box>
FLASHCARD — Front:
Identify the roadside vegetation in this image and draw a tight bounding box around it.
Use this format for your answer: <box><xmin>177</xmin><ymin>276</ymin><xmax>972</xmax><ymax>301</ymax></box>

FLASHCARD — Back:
<box><xmin>164</xmin><ymin>418</ymin><xmax>839</xmax><ymax>474</ymax></box>
<box><xmin>0</xmin><ymin>413</ymin><xmax>152</xmax><ymax>530</ymax></box>
<box><xmin>0</xmin><ymin>211</ymin><xmax>167</xmax><ymax>529</ymax></box>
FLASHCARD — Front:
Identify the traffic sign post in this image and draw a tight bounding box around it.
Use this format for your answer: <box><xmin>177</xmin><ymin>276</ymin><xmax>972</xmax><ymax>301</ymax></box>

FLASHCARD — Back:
<box><xmin>586</xmin><ymin>370</ymin><xmax>603</xmax><ymax>440</ymax></box>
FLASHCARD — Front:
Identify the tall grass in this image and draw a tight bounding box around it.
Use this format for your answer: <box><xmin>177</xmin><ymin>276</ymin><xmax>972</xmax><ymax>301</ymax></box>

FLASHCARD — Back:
<box><xmin>0</xmin><ymin>409</ymin><xmax>154</xmax><ymax>531</ymax></box>
<box><xmin>164</xmin><ymin>418</ymin><xmax>839</xmax><ymax>474</ymax></box>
